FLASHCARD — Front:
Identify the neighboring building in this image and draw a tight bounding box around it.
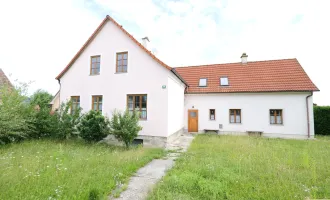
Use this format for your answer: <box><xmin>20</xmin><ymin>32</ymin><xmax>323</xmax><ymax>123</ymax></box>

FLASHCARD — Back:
<box><xmin>50</xmin><ymin>91</ymin><xmax>60</xmax><ymax>112</ymax></box>
<box><xmin>54</xmin><ymin>15</ymin><xmax>319</xmax><ymax>147</ymax></box>
<box><xmin>0</xmin><ymin>68</ymin><xmax>13</xmax><ymax>102</ymax></box>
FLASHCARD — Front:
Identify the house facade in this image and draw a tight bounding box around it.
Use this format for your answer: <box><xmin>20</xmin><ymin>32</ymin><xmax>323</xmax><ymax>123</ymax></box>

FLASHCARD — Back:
<box><xmin>54</xmin><ymin>16</ymin><xmax>319</xmax><ymax>147</ymax></box>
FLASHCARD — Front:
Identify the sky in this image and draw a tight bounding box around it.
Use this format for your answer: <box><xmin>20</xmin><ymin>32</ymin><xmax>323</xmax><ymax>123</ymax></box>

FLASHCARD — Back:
<box><xmin>0</xmin><ymin>0</ymin><xmax>329</xmax><ymax>105</ymax></box>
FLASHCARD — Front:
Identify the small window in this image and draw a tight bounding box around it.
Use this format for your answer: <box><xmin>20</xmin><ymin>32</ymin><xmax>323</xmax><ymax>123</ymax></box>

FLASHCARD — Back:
<box><xmin>199</xmin><ymin>78</ymin><xmax>207</xmax><ymax>87</ymax></box>
<box><xmin>92</xmin><ymin>95</ymin><xmax>103</xmax><ymax>112</ymax></box>
<box><xmin>116</xmin><ymin>52</ymin><xmax>128</xmax><ymax>73</ymax></box>
<box><xmin>229</xmin><ymin>109</ymin><xmax>241</xmax><ymax>123</ymax></box>
<box><xmin>90</xmin><ymin>56</ymin><xmax>100</xmax><ymax>75</ymax></box>
<box><xmin>71</xmin><ymin>96</ymin><xmax>80</xmax><ymax>114</ymax></box>
<box><xmin>209</xmin><ymin>109</ymin><xmax>215</xmax><ymax>120</ymax></box>
<box><xmin>270</xmin><ymin>109</ymin><xmax>283</xmax><ymax>124</ymax></box>
<box><xmin>220</xmin><ymin>77</ymin><xmax>229</xmax><ymax>86</ymax></box>
<box><xmin>127</xmin><ymin>94</ymin><xmax>147</xmax><ymax>119</ymax></box>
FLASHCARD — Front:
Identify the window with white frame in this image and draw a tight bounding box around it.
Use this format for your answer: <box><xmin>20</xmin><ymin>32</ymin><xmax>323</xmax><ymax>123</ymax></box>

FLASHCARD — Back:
<box><xmin>199</xmin><ymin>78</ymin><xmax>207</xmax><ymax>87</ymax></box>
<box><xmin>220</xmin><ymin>77</ymin><xmax>229</xmax><ymax>86</ymax></box>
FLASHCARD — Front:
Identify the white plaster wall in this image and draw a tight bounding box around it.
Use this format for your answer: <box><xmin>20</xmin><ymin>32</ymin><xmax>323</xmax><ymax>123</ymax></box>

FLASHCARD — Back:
<box><xmin>59</xmin><ymin>20</ymin><xmax>177</xmax><ymax>137</ymax></box>
<box><xmin>167</xmin><ymin>75</ymin><xmax>185</xmax><ymax>136</ymax></box>
<box><xmin>184</xmin><ymin>92</ymin><xmax>314</xmax><ymax>138</ymax></box>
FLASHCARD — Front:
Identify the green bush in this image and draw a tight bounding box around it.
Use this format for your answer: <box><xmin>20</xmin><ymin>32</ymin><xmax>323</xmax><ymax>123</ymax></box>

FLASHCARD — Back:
<box><xmin>314</xmin><ymin>106</ymin><xmax>330</xmax><ymax>135</ymax></box>
<box><xmin>54</xmin><ymin>101</ymin><xmax>82</xmax><ymax>140</ymax></box>
<box><xmin>0</xmin><ymin>84</ymin><xmax>33</xmax><ymax>145</ymax></box>
<box><xmin>109</xmin><ymin>110</ymin><xmax>142</xmax><ymax>148</ymax></box>
<box><xmin>77</xmin><ymin>110</ymin><xmax>110</xmax><ymax>142</ymax></box>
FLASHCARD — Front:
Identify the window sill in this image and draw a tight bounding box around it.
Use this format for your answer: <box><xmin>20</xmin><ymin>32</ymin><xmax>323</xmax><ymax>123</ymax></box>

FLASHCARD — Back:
<box><xmin>89</xmin><ymin>74</ymin><xmax>100</xmax><ymax>76</ymax></box>
<box><xmin>270</xmin><ymin>124</ymin><xmax>284</xmax><ymax>126</ymax></box>
<box><xmin>229</xmin><ymin>122</ymin><xmax>242</xmax><ymax>124</ymax></box>
<box><xmin>139</xmin><ymin>119</ymin><xmax>147</xmax><ymax>121</ymax></box>
<box><xmin>209</xmin><ymin>119</ymin><xmax>216</xmax><ymax>121</ymax></box>
<box><xmin>115</xmin><ymin>72</ymin><xmax>128</xmax><ymax>74</ymax></box>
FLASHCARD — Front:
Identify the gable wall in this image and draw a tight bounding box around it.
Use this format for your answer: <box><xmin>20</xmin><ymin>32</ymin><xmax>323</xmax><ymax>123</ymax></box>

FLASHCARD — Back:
<box><xmin>60</xmin><ymin>20</ymin><xmax>178</xmax><ymax>137</ymax></box>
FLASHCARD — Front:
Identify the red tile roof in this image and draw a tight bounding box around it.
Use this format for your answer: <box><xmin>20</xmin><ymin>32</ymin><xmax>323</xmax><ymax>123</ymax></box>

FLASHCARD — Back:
<box><xmin>175</xmin><ymin>58</ymin><xmax>319</xmax><ymax>93</ymax></box>
<box><xmin>56</xmin><ymin>15</ymin><xmax>172</xmax><ymax>80</ymax></box>
<box><xmin>0</xmin><ymin>68</ymin><xmax>12</xmax><ymax>88</ymax></box>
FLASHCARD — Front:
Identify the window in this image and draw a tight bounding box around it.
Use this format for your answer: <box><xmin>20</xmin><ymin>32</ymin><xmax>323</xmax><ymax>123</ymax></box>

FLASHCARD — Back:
<box><xmin>220</xmin><ymin>77</ymin><xmax>229</xmax><ymax>86</ymax></box>
<box><xmin>71</xmin><ymin>96</ymin><xmax>80</xmax><ymax>114</ymax></box>
<box><xmin>92</xmin><ymin>95</ymin><xmax>103</xmax><ymax>112</ymax></box>
<box><xmin>199</xmin><ymin>78</ymin><xmax>207</xmax><ymax>87</ymax></box>
<box><xmin>90</xmin><ymin>56</ymin><xmax>101</xmax><ymax>75</ymax></box>
<box><xmin>127</xmin><ymin>94</ymin><xmax>147</xmax><ymax>119</ymax></box>
<box><xmin>116</xmin><ymin>52</ymin><xmax>128</xmax><ymax>73</ymax></box>
<box><xmin>209</xmin><ymin>109</ymin><xmax>215</xmax><ymax>120</ymax></box>
<box><xmin>270</xmin><ymin>109</ymin><xmax>283</xmax><ymax>124</ymax></box>
<box><xmin>229</xmin><ymin>109</ymin><xmax>241</xmax><ymax>123</ymax></box>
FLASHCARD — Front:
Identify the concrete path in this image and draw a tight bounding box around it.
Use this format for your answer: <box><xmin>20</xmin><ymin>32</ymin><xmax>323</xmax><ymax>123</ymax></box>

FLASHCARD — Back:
<box><xmin>111</xmin><ymin>133</ymin><xmax>194</xmax><ymax>200</ymax></box>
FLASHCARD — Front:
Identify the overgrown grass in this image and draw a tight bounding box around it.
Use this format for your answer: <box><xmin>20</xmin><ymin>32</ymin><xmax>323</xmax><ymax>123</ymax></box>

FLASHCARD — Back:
<box><xmin>0</xmin><ymin>139</ymin><xmax>164</xmax><ymax>200</ymax></box>
<box><xmin>149</xmin><ymin>135</ymin><xmax>330</xmax><ymax>200</ymax></box>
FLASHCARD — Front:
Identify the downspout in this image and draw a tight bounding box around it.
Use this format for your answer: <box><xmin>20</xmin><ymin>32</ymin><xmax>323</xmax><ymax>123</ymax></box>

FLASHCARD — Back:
<box><xmin>306</xmin><ymin>92</ymin><xmax>313</xmax><ymax>138</ymax></box>
<box><xmin>58</xmin><ymin>79</ymin><xmax>61</xmax><ymax>112</ymax></box>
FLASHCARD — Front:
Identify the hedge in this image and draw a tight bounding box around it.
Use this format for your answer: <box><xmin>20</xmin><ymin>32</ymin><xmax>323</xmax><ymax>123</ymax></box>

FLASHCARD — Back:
<box><xmin>314</xmin><ymin>106</ymin><xmax>330</xmax><ymax>135</ymax></box>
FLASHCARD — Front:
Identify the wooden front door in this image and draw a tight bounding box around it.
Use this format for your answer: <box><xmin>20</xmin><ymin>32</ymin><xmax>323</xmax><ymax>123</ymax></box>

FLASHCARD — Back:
<box><xmin>188</xmin><ymin>109</ymin><xmax>198</xmax><ymax>132</ymax></box>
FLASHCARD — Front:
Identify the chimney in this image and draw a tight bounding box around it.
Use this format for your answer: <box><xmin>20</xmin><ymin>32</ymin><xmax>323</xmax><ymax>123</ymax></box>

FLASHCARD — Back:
<box><xmin>241</xmin><ymin>52</ymin><xmax>248</xmax><ymax>64</ymax></box>
<box><xmin>142</xmin><ymin>37</ymin><xmax>150</xmax><ymax>48</ymax></box>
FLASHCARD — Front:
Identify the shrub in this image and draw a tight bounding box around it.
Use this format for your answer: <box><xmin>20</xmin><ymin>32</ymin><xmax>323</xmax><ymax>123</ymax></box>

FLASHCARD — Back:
<box><xmin>77</xmin><ymin>110</ymin><xmax>110</xmax><ymax>142</ymax></box>
<box><xmin>28</xmin><ymin>90</ymin><xmax>57</xmax><ymax>139</ymax></box>
<box><xmin>54</xmin><ymin>101</ymin><xmax>82</xmax><ymax>140</ymax></box>
<box><xmin>0</xmin><ymin>84</ymin><xmax>33</xmax><ymax>145</ymax></box>
<box><xmin>109</xmin><ymin>110</ymin><xmax>142</xmax><ymax>148</ymax></box>
<box><xmin>314</xmin><ymin>106</ymin><xmax>330</xmax><ymax>135</ymax></box>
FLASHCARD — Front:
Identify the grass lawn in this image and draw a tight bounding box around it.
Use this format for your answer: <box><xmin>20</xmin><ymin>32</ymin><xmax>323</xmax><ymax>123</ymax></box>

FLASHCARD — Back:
<box><xmin>149</xmin><ymin>135</ymin><xmax>330</xmax><ymax>200</ymax></box>
<box><xmin>0</xmin><ymin>140</ymin><xmax>164</xmax><ymax>200</ymax></box>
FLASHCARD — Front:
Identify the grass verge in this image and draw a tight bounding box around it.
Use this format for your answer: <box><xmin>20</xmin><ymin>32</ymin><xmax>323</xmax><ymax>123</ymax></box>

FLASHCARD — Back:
<box><xmin>148</xmin><ymin>135</ymin><xmax>330</xmax><ymax>200</ymax></box>
<box><xmin>0</xmin><ymin>139</ymin><xmax>164</xmax><ymax>200</ymax></box>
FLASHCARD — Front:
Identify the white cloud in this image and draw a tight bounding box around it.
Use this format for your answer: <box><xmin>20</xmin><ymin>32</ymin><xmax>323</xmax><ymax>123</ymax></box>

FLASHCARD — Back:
<box><xmin>0</xmin><ymin>0</ymin><xmax>329</xmax><ymax>105</ymax></box>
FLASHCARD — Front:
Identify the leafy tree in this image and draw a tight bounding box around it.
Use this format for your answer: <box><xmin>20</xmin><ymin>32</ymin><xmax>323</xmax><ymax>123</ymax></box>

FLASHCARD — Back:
<box><xmin>109</xmin><ymin>110</ymin><xmax>142</xmax><ymax>148</ymax></box>
<box><xmin>0</xmin><ymin>83</ymin><xmax>33</xmax><ymax>144</ymax></box>
<box><xmin>29</xmin><ymin>89</ymin><xmax>53</xmax><ymax>109</ymax></box>
<box><xmin>77</xmin><ymin>110</ymin><xmax>110</xmax><ymax>142</ymax></box>
<box><xmin>314</xmin><ymin>106</ymin><xmax>330</xmax><ymax>135</ymax></box>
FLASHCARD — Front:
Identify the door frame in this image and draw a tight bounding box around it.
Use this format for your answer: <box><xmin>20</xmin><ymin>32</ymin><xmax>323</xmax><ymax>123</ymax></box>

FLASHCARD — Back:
<box><xmin>188</xmin><ymin>109</ymin><xmax>199</xmax><ymax>132</ymax></box>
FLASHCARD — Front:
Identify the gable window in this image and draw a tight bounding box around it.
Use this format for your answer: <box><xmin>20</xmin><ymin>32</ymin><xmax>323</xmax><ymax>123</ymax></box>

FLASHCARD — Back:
<box><xmin>71</xmin><ymin>96</ymin><xmax>80</xmax><ymax>114</ymax></box>
<box><xmin>116</xmin><ymin>52</ymin><xmax>128</xmax><ymax>73</ymax></box>
<box><xmin>90</xmin><ymin>56</ymin><xmax>101</xmax><ymax>75</ymax></box>
<box><xmin>209</xmin><ymin>109</ymin><xmax>215</xmax><ymax>120</ymax></box>
<box><xmin>230</xmin><ymin>109</ymin><xmax>241</xmax><ymax>123</ymax></box>
<box><xmin>127</xmin><ymin>94</ymin><xmax>147</xmax><ymax>119</ymax></box>
<box><xmin>270</xmin><ymin>109</ymin><xmax>283</xmax><ymax>124</ymax></box>
<box><xmin>220</xmin><ymin>77</ymin><xmax>229</xmax><ymax>86</ymax></box>
<box><xmin>92</xmin><ymin>95</ymin><xmax>102</xmax><ymax>112</ymax></box>
<box><xmin>199</xmin><ymin>78</ymin><xmax>207</xmax><ymax>87</ymax></box>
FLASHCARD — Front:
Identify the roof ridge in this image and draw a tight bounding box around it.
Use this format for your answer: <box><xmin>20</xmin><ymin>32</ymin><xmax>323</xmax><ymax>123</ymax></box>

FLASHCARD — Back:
<box><xmin>174</xmin><ymin>58</ymin><xmax>297</xmax><ymax>68</ymax></box>
<box><xmin>56</xmin><ymin>15</ymin><xmax>172</xmax><ymax>80</ymax></box>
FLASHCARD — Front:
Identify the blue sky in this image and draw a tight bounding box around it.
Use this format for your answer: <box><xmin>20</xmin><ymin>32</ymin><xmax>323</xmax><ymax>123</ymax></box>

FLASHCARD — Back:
<box><xmin>0</xmin><ymin>0</ymin><xmax>329</xmax><ymax>105</ymax></box>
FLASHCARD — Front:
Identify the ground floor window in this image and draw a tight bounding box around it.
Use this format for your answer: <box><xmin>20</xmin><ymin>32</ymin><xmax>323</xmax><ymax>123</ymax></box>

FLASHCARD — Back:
<box><xmin>92</xmin><ymin>95</ymin><xmax>103</xmax><ymax>112</ymax></box>
<box><xmin>270</xmin><ymin>109</ymin><xmax>282</xmax><ymax>124</ymax></box>
<box><xmin>71</xmin><ymin>96</ymin><xmax>80</xmax><ymax>114</ymax></box>
<box><xmin>230</xmin><ymin>109</ymin><xmax>241</xmax><ymax>123</ymax></box>
<box><xmin>127</xmin><ymin>94</ymin><xmax>147</xmax><ymax>119</ymax></box>
<box><xmin>209</xmin><ymin>109</ymin><xmax>215</xmax><ymax>120</ymax></box>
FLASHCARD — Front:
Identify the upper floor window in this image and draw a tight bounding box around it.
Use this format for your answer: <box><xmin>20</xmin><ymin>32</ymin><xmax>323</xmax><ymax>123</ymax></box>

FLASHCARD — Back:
<box><xmin>270</xmin><ymin>109</ymin><xmax>283</xmax><ymax>124</ymax></box>
<box><xmin>230</xmin><ymin>109</ymin><xmax>241</xmax><ymax>123</ymax></box>
<box><xmin>209</xmin><ymin>109</ymin><xmax>215</xmax><ymax>120</ymax></box>
<box><xmin>116</xmin><ymin>52</ymin><xmax>128</xmax><ymax>73</ymax></box>
<box><xmin>127</xmin><ymin>94</ymin><xmax>147</xmax><ymax>119</ymax></box>
<box><xmin>199</xmin><ymin>78</ymin><xmax>207</xmax><ymax>87</ymax></box>
<box><xmin>90</xmin><ymin>55</ymin><xmax>101</xmax><ymax>75</ymax></box>
<box><xmin>220</xmin><ymin>77</ymin><xmax>229</xmax><ymax>86</ymax></box>
<box><xmin>71</xmin><ymin>96</ymin><xmax>80</xmax><ymax>114</ymax></box>
<box><xmin>92</xmin><ymin>95</ymin><xmax>102</xmax><ymax>112</ymax></box>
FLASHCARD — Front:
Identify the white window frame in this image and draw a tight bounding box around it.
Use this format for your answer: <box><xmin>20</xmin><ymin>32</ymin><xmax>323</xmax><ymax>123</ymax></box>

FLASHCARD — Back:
<box><xmin>220</xmin><ymin>77</ymin><xmax>229</xmax><ymax>86</ymax></box>
<box><xmin>199</xmin><ymin>78</ymin><xmax>208</xmax><ymax>87</ymax></box>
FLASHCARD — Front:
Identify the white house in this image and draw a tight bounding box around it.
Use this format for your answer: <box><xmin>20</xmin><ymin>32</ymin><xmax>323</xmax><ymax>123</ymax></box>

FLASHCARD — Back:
<box><xmin>53</xmin><ymin>15</ymin><xmax>319</xmax><ymax>147</ymax></box>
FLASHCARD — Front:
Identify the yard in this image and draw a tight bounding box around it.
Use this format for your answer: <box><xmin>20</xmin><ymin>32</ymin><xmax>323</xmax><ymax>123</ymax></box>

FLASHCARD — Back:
<box><xmin>0</xmin><ymin>140</ymin><xmax>164</xmax><ymax>200</ymax></box>
<box><xmin>149</xmin><ymin>135</ymin><xmax>330</xmax><ymax>200</ymax></box>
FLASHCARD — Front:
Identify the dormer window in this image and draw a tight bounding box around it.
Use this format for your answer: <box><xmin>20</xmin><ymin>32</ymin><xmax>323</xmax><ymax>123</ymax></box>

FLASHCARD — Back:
<box><xmin>220</xmin><ymin>77</ymin><xmax>229</xmax><ymax>86</ymax></box>
<box><xmin>199</xmin><ymin>78</ymin><xmax>207</xmax><ymax>87</ymax></box>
